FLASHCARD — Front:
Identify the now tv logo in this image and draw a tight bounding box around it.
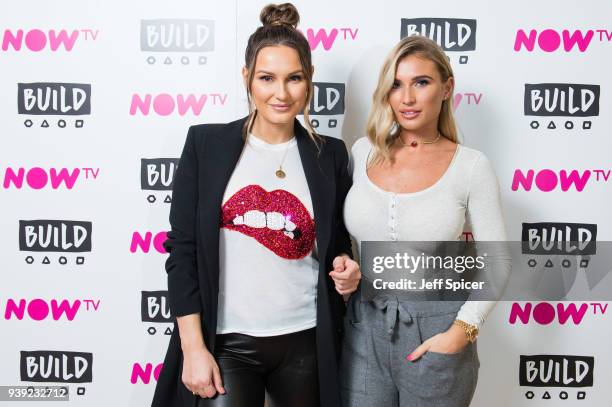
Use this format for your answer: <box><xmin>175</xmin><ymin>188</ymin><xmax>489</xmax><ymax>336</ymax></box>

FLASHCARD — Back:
<box><xmin>131</xmin><ymin>362</ymin><xmax>163</xmax><ymax>384</ymax></box>
<box><xmin>300</xmin><ymin>28</ymin><xmax>358</xmax><ymax>51</ymax></box>
<box><xmin>5</xmin><ymin>298</ymin><xmax>100</xmax><ymax>321</ymax></box>
<box><xmin>3</xmin><ymin>167</ymin><xmax>99</xmax><ymax>189</ymax></box>
<box><xmin>509</xmin><ymin>302</ymin><xmax>607</xmax><ymax>325</ymax></box>
<box><xmin>2</xmin><ymin>29</ymin><xmax>98</xmax><ymax>52</ymax></box>
<box><xmin>513</xmin><ymin>29</ymin><xmax>608</xmax><ymax>52</ymax></box>
<box><xmin>511</xmin><ymin>169</ymin><xmax>611</xmax><ymax>192</ymax></box>
<box><xmin>129</xmin><ymin>93</ymin><xmax>227</xmax><ymax>116</ymax></box>
<box><xmin>130</xmin><ymin>231</ymin><xmax>168</xmax><ymax>253</ymax></box>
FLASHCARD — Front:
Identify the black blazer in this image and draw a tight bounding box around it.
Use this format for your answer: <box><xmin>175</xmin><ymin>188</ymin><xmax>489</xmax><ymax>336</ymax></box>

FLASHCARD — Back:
<box><xmin>151</xmin><ymin>117</ymin><xmax>353</xmax><ymax>407</ymax></box>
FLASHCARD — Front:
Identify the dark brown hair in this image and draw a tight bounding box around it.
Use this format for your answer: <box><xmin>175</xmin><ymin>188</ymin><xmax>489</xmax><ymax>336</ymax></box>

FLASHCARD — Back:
<box><xmin>243</xmin><ymin>3</ymin><xmax>320</xmax><ymax>145</ymax></box>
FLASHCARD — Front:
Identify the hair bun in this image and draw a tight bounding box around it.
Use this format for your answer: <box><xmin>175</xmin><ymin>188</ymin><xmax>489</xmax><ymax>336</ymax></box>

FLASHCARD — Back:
<box><xmin>260</xmin><ymin>3</ymin><xmax>300</xmax><ymax>28</ymax></box>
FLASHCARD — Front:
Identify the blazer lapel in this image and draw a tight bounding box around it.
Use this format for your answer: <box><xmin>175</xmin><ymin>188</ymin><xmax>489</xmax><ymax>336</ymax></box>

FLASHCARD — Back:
<box><xmin>295</xmin><ymin>120</ymin><xmax>335</xmax><ymax>266</ymax></box>
<box><xmin>199</xmin><ymin>118</ymin><xmax>245</xmax><ymax>294</ymax></box>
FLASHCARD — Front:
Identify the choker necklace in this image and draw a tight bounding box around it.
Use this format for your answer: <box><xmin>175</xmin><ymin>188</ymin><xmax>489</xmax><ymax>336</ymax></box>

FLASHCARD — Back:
<box><xmin>398</xmin><ymin>132</ymin><xmax>441</xmax><ymax>148</ymax></box>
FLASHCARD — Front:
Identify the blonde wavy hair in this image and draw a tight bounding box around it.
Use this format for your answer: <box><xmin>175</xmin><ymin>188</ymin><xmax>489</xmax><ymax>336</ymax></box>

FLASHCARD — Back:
<box><xmin>366</xmin><ymin>35</ymin><xmax>459</xmax><ymax>164</ymax></box>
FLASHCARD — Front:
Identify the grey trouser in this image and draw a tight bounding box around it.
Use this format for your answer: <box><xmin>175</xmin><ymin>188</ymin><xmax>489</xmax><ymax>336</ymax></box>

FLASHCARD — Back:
<box><xmin>340</xmin><ymin>296</ymin><xmax>479</xmax><ymax>407</ymax></box>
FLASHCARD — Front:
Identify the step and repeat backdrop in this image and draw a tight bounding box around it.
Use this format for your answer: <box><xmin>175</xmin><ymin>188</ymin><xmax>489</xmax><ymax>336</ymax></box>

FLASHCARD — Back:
<box><xmin>1</xmin><ymin>0</ymin><xmax>611</xmax><ymax>406</ymax></box>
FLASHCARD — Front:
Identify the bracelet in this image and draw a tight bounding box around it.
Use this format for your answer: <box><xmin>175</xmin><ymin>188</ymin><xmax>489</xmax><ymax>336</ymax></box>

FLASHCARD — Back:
<box><xmin>453</xmin><ymin>319</ymin><xmax>479</xmax><ymax>343</ymax></box>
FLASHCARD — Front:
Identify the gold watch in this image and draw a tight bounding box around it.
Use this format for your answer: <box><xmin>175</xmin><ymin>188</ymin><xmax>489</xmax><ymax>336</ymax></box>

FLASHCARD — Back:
<box><xmin>453</xmin><ymin>319</ymin><xmax>478</xmax><ymax>343</ymax></box>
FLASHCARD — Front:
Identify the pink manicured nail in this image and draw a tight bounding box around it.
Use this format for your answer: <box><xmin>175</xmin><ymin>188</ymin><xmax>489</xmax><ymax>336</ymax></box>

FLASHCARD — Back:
<box><xmin>406</xmin><ymin>354</ymin><xmax>413</xmax><ymax>361</ymax></box>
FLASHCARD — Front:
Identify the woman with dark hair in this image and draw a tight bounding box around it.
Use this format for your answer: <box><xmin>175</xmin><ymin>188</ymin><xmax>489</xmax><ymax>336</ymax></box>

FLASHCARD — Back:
<box><xmin>340</xmin><ymin>35</ymin><xmax>510</xmax><ymax>407</ymax></box>
<box><xmin>151</xmin><ymin>3</ymin><xmax>361</xmax><ymax>407</ymax></box>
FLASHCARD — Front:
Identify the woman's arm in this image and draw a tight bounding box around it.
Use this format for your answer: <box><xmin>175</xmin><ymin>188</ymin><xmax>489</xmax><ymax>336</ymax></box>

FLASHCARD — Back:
<box><xmin>164</xmin><ymin>126</ymin><xmax>202</xmax><ymax>318</ymax></box>
<box><xmin>455</xmin><ymin>153</ymin><xmax>511</xmax><ymax>329</ymax></box>
<box><xmin>163</xmin><ymin>126</ymin><xmax>224</xmax><ymax>398</ymax></box>
<box><xmin>333</xmin><ymin>138</ymin><xmax>354</xmax><ymax>258</ymax></box>
<box><xmin>409</xmin><ymin>153</ymin><xmax>511</xmax><ymax>360</ymax></box>
<box><xmin>329</xmin><ymin>139</ymin><xmax>361</xmax><ymax>296</ymax></box>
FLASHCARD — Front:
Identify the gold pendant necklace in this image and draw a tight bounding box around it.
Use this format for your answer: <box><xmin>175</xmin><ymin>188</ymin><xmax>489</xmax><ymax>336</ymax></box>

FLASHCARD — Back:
<box><xmin>275</xmin><ymin>138</ymin><xmax>292</xmax><ymax>179</ymax></box>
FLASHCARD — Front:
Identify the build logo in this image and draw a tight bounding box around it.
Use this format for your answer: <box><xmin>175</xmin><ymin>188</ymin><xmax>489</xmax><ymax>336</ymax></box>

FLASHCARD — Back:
<box><xmin>141</xmin><ymin>158</ymin><xmax>178</xmax><ymax>204</ymax></box>
<box><xmin>17</xmin><ymin>82</ymin><xmax>91</xmax><ymax>129</ymax></box>
<box><xmin>400</xmin><ymin>18</ymin><xmax>476</xmax><ymax>64</ymax></box>
<box><xmin>519</xmin><ymin>354</ymin><xmax>594</xmax><ymax>401</ymax></box>
<box><xmin>140</xmin><ymin>19</ymin><xmax>214</xmax><ymax>66</ymax></box>
<box><xmin>524</xmin><ymin>83</ymin><xmax>599</xmax><ymax>131</ymax></box>
<box><xmin>521</xmin><ymin>222</ymin><xmax>596</xmax><ymax>269</ymax></box>
<box><xmin>306</xmin><ymin>82</ymin><xmax>345</xmax><ymax>133</ymax></box>
<box><xmin>141</xmin><ymin>290</ymin><xmax>173</xmax><ymax>336</ymax></box>
<box><xmin>20</xmin><ymin>350</ymin><xmax>93</xmax><ymax>396</ymax></box>
<box><xmin>19</xmin><ymin>220</ymin><xmax>92</xmax><ymax>266</ymax></box>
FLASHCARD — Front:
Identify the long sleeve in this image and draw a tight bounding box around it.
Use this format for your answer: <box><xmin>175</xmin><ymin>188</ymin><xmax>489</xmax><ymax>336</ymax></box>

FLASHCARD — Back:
<box><xmin>455</xmin><ymin>153</ymin><xmax>511</xmax><ymax>329</ymax></box>
<box><xmin>333</xmin><ymin>139</ymin><xmax>354</xmax><ymax>259</ymax></box>
<box><xmin>163</xmin><ymin>126</ymin><xmax>203</xmax><ymax>317</ymax></box>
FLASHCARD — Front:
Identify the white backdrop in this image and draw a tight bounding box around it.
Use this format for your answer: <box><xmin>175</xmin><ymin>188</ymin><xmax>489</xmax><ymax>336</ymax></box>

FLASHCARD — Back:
<box><xmin>1</xmin><ymin>0</ymin><xmax>611</xmax><ymax>406</ymax></box>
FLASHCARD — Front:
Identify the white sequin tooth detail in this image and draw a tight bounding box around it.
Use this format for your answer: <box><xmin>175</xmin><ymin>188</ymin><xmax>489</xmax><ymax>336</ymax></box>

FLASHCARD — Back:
<box><xmin>233</xmin><ymin>210</ymin><xmax>298</xmax><ymax>235</ymax></box>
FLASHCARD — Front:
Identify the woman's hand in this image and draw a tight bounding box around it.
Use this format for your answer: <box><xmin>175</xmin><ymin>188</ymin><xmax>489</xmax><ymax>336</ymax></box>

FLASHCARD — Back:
<box><xmin>329</xmin><ymin>254</ymin><xmax>361</xmax><ymax>296</ymax></box>
<box><xmin>182</xmin><ymin>346</ymin><xmax>226</xmax><ymax>398</ymax></box>
<box><xmin>407</xmin><ymin>323</ymin><xmax>469</xmax><ymax>361</ymax></box>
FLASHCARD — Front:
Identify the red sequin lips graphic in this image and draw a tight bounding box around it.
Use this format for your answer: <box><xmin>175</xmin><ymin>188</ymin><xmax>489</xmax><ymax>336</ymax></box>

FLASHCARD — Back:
<box><xmin>221</xmin><ymin>185</ymin><xmax>315</xmax><ymax>259</ymax></box>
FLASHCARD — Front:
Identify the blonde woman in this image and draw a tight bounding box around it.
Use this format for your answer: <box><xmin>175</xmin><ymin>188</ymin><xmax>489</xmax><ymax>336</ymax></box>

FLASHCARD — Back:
<box><xmin>340</xmin><ymin>36</ymin><xmax>508</xmax><ymax>407</ymax></box>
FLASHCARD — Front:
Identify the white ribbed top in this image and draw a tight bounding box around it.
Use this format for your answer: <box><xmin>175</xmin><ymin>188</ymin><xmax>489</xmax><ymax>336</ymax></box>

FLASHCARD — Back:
<box><xmin>344</xmin><ymin>137</ymin><xmax>508</xmax><ymax>328</ymax></box>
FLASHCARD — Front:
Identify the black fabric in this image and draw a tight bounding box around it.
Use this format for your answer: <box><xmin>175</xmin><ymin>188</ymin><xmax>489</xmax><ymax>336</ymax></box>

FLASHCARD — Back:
<box><xmin>151</xmin><ymin>117</ymin><xmax>353</xmax><ymax>407</ymax></box>
<box><xmin>198</xmin><ymin>328</ymin><xmax>319</xmax><ymax>407</ymax></box>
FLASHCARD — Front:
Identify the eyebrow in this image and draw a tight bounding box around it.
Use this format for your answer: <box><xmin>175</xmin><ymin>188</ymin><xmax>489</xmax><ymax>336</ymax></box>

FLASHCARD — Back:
<box><xmin>255</xmin><ymin>70</ymin><xmax>305</xmax><ymax>76</ymax></box>
<box><xmin>394</xmin><ymin>75</ymin><xmax>434</xmax><ymax>82</ymax></box>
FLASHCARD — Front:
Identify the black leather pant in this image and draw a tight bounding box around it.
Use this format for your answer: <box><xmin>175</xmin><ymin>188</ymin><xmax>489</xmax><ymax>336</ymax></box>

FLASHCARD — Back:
<box><xmin>198</xmin><ymin>327</ymin><xmax>319</xmax><ymax>407</ymax></box>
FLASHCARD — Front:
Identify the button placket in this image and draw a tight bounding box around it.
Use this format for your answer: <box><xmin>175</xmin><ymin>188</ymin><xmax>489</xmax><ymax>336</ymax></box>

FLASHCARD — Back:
<box><xmin>389</xmin><ymin>194</ymin><xmax>397</xmax><ymax>241</ymax></box>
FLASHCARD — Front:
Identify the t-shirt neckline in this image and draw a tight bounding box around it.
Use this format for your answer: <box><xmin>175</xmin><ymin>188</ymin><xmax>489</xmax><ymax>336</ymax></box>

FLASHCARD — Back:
<box><xmin>248</xmin><ymin>132</ymin><xmax>297</xmax><ymax>151</ymax></box>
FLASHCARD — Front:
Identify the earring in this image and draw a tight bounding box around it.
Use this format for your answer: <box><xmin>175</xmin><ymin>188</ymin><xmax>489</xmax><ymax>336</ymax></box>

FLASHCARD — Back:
<box><xmin>391</xmin><ymin>121</ymin><xmax>399</xmax><ymax>134</ymax></box>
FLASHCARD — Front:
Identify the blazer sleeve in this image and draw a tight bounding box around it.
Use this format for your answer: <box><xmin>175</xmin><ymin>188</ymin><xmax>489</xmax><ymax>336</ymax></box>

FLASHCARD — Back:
<box><xmin>333</xmin><ymin>139</ymin><xmax>354</xmax><ymax>259</ymax></box>
<box><xmin>163</xmin><ymin>126</ymin><xmax>203</xmax><ymax>317</ymax></box>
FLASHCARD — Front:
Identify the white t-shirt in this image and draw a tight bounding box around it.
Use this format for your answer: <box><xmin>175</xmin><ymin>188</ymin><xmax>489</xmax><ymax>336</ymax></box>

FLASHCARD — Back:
<box><xmin>217</xmin><ymin>133</ymin><xmax>319</xmax><ymax>336</ymax></box>
<box><xmin>344</xmin><ymin>137</ymin><xmax>509</xmax><ymax>329</ymax></box>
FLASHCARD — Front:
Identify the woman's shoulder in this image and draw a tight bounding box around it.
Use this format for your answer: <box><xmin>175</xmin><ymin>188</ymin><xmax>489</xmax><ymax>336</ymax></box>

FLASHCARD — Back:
<box><xmin>319</xmin><ymin>134</ymin><xmax>346</xmax><ymax>149</ymax></box>
<box><xmin>349</xmin><ymin>136</ymin><xmax>372</xmax><ymax>157</ymax></box>
<box><xmin>456</xmin><ymin>144</ymin><xmax>490</xmax><ymax>166</ymax></box>
<box><xmin>454</xmin><ymin>144</ymin><xmax>497</xmax><ymax>181</ymax></box>
<box><xmin>188</xmin><ymin>117</ymin><xmax>245</xmax><ymax>138</ymax></box>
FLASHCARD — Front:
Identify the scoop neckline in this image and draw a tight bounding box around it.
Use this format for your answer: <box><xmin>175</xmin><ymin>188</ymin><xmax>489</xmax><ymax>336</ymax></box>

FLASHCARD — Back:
<box><xmin>248</xmin><ymin>132</ymin><xmax>297</xmax><ymax>151</ymax></box>
<box><xmin>364</xmin><ymin>143</ymin><xmax>462</xmax><ymax>197</ymax></box>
